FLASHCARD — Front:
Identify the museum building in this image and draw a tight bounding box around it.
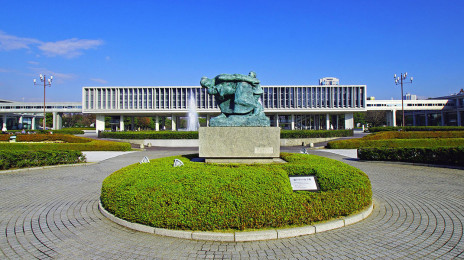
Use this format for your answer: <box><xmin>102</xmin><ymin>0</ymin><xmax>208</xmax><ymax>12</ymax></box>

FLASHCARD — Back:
<box><xmin>82</xmin><ymin>77</ymin><xmax>367</xmax><ymax>132</ymax></box>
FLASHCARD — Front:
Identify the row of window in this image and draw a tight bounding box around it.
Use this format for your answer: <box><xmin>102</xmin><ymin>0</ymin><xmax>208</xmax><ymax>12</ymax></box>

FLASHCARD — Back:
<box><xmin>83</xmin><ymin>86</ymin><xmax>366</xmax><ymax>111</ymax></box>
<box><xmin>0</xmin><ymin>106</ymin><xmax>81</xmax><ymax>109</ymax></box>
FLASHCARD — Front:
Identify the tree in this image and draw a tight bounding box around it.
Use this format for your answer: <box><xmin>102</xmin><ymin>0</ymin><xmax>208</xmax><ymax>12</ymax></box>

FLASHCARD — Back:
<box><xmin>365</xmin><ymin>111</ymin><xmax>386</xmax><ymax>127</ymax></box>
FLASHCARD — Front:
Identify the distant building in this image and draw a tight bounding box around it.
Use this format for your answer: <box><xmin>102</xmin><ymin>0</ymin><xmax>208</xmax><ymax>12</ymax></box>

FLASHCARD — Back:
<box><xmin>319</xmin><ymin>77</ymin><xmax>339</xmax><ymax>86</ymax></box>
<box><xmin>367</xmin><ymin>96</ymin><xmax>375</xmax><ymax>100</ymax></box>
<box><xmin>404</xmin><ymin>93</ymin><xmax>417</xmax><ymax>100</ymax></box>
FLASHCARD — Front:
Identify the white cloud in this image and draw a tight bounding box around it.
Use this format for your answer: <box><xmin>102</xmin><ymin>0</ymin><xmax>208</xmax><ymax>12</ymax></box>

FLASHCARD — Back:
<box><xmin>38</xmin><ymin>38</ymin><xmax>104</xmax><ymax>58</ymax></box>
<box><xmin>0</xmin><ymin>31</ymin><xmax>103</xmax><ymax>58</ymax></box>
<box><xmin>28</xmin><ymin>61</ymin><xmax>40</xmax><ymax>65</ymax></box>
<box><xmin>0</xmin><ymin>31</ymin><xmax>41</xmax><ymax>51</ymax></box>
<box><xmin>0</xmin><ymin>68</ymin><xmax>12</xmax><ymax>73</ymax></box>
<box><xmin>90</xmin><ymin>78</ymin><xmax>108</xmax><ymax>84</ymax></box>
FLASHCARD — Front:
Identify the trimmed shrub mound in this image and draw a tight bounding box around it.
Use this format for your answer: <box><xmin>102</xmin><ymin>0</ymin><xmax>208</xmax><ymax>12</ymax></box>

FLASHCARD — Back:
<box><xmin>101</xmin><ymin>153</ymin><xmax>372</xmax><ymax>231</ymax></box>
<box><xmin>0</xmin><ymin>150</ymin><xmax>85</xmax><ymax>170</ymax></box>
<box><xmin>0</xmin><ymin>134</ymin><xmax>131</xmax><ymax>151</ymax></box>
<box><xmin>358</xmin><ymin>147</ymin><xmax>464</xmax><ymax>166</ymax></box>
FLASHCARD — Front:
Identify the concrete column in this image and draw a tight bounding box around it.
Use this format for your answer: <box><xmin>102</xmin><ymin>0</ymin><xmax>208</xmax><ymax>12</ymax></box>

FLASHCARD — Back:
<box><xmin>457</xmin><ymin>111</ymin><xmax>462</xmax><ymax>126</ymax></box>
<box><xmin>344</xmin><ymin>113</ymin><xmax>354</xmax><ymax>129</ymax></box>
<box><xmin>155</xmin><ymin>115</ymin><xmax>159</xmax><ymax>131</ymax></box>
<box><xmin>171</xmin><ymin>115</ymin><xmax>177</xmax><ymax>131</ymax></box>
<box><xmin>336</xmin><ymin>115</ymin><xmax>339</xmax><ymax>130</ymax></box>
<box><xmin>291</xmin><ymin>114</ymin><xmax>295</xmax><ymax>130</ymax></box>
<box><xmin>392</xmin><ymin>110</ymin><xmax>397</xmax><ymax>127</ymax></box>
<box><xmin>2</xmin><ymin>115</ymin><xmax>7</xmax><ymax>132</ymax></box>
<box><xmin>206</xmin><ymin>115</ymin><xmax>210</xmax><ymax>127</ymax></box>
<box><xmin>131</xmin><ymin>117</ymin><xmax>135</xmax><ymax>131</ymax></box>
<box><xmin>275</xmin><ymin>114</ymin><xmax>279</xmax><ymax>127</ymax></box>
<box><xmin>96</xmin><ymin>115</ymin><xmax>105</xmax><ymax>133</ymax></box>
<box><xmin>326</xmin><ymin>114</ymin><xmax>330</xmax><ymax>130</ymax></box>
<box><xmin>31</xmin><ymin>117</ymin><xmax>36</xmax><ymax>130</ymax></box>
<box><xmin>18</xmin><ymin>116</ymin><xmax>23</xmax><ymax>129</ymax></box>
<box><xmin>53</xmin><ymin>113</ymin><xmax>63</xmax><ymax>130</ymax></box>
<box><xmin>119</xmin><ymin>115</ymin><xmax>125</xmax><ymax>131</ymax></box>
<box><xmin>53</xmin><ymin>112</ymin><xmax>57</xmax><ymax>130</ymax></box>
<box><xmin>441</xmin><ymin>112</ymin><xmax>445</xmax><ymax>126</ymax></box>
<box><xmin>412</xmin><ymin>112</ymin><xmax>417</xmax><ymax>126</ymax></box>
<box><xmin>424</xmin><ymin>112</ymin><xmax>429</xmax><ymax>126</ymax></box>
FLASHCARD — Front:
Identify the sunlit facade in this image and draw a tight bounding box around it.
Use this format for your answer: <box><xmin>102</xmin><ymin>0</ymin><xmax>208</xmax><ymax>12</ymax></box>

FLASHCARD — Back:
<box><xmin>82</xmin><ymin>84</ymin><xmax>367</xmax><ymax>131</ymax></box>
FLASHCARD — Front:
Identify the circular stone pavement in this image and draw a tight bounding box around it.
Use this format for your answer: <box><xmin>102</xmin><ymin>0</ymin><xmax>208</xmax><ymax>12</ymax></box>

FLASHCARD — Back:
<box><xmin>0</xmin><ymin>148</ymin><xmax>463</xmax><ymax>259</ymax></box>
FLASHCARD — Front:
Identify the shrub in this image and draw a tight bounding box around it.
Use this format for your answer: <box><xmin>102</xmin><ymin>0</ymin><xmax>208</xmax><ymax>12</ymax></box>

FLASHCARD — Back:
<box><xmin>101</xmin><ymin>131</ymin><xmax>199</xmax><ymax>139</ymax></box>
<box><xmin>100</xmin><ymin>129</ymin><xmax>353</xmax><ymax>140</ymax></box>
<box><xmin>280</xmin><ymin>129</ymin><xmax>353</xmax><ymax>138</ymax></box>
<box><xmin>0</xmin><ymin>134</ymin><xmax>131</xmax><ymax>151</ymax></box>
<box><xmin>327</xmin><ymin>138</ymin><xmax>464</xmax><ymax>149</ymax></box>
<box><xmin>0</xmin><ymin>150</ymin><xmax>85</xmax><ymax>170</ymax></box>
<box><xmin>369</xmin><ymin>126</ymin><xmax>464</xmax><ymax>132</ymax></box>
<box><xmin>358</xmin><ymin>147</ymin><xmax>464</xmax><ymax>166</ymax></box>
<box><xmin>101</xmin><ymin>153</ymin><xmax>371</xmax><ymax>231</ymax></box>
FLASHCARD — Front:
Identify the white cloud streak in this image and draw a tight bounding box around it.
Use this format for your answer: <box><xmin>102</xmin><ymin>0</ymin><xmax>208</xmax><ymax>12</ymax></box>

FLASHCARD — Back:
<box><xmin>39</xmin><ymin>38</ymin><xmax>104</xmax><ymax>58</ymax></box>
<box><xmin>0</xmin><ymin>31</ymin><xmax>41</xmax><ymax>51</ymax></box>
<box><xmin>90</xmin><ymin>78</ymin><xmax>108</xmax><ymax>84</ymax></box>
<box><xmin>0</xmin><ymin>31</ymin><xmax>103</xmax><ymax>58</ymax></box>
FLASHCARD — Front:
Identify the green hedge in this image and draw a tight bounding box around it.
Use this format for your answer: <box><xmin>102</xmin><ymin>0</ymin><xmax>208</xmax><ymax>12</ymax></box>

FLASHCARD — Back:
<box><xmin>100</xmin><ymin>129</ymin><xmax>353</xmax><ymax>140</ymax></box>
<box><xmin>100</xmin><ymin>131</ymin><xmax>199</xmax><ymax>139</ymax></box>
<box><xmin>358</xmin><ymin>147</ymin><xmax>464</xmax><ymax>166</ymax></box>
<box><xmin>369</xmin><ymin>126</ymin><xmax>464</xmax><ymax>132</ymax></box>
<box><xmin>327</xmin><ymin>131</ymin><xmax>464</xmax><ymax>149</ymax></box>
<box><xmin>327</xmin><ymin>138</ymin><xmax>464</xmax><ymax>149</ymax></box>
<box><xmin>0</xmin><ymin>150</ymin><xmax>85</xmax><ymax>170</ymax></box>
<box><xmin>101</xmin><ymin>153</ymin><xmax>371</xmax><ymax>231</ymax></box>
<box><xmin>361</xmin><ymin>131</ymin><xmax>464</xmax><ymax>140</ymax></box>
<box><xmin>20</xmin><ymin>129</ymin><xmax>85</xmax><ymax>135</ymax></box>
<box><xmin>280</xmin><ymin>129</ymin><xmax>353</xmax><ymax>138</ymax></box>
<box><xmin>0</xmin><ymin>134</ymin><xmax>131</xmax><ymax>151</ymax></box>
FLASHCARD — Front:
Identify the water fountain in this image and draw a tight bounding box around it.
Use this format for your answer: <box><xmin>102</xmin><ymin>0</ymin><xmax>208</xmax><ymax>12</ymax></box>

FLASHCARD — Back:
<box><xmin>186</xmin><ymin>89</ymin><xmax>199</xmax><ymax>131</ymax></box>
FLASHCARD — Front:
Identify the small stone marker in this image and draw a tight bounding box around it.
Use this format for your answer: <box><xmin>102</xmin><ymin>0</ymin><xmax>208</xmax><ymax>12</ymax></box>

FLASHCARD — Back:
<box><xmin>139</xmin><ymin>156</ymin><xmax>150</xmax><ymax>164</ymax></box>
<box><xmin>289</xmin><ymin>175</ymin><xmax>320</xmax><ymax>191</ymax></box>
<box><xmin>173</xmin><ymin>159</ymin><xmax>184</xmax><ymax>167</ymax></box>
<box><xmin>9</xmin><ymin>135</ymin><xmax>16</xmax><ymax>143</ymax></box>
<box><xmin>300</xmin><ymin>148</ymin><xmax>309</xmax><ymax>154</ymax></box>
<box><xmin>147</xmin><ymin>142</ymin><xmax>152</xmax><ymax>147</ymax></box>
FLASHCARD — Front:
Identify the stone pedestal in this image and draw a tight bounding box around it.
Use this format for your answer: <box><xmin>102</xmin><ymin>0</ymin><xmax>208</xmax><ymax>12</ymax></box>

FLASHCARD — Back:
<box><xmin>199</xmin><ymin>127</ymin><xmax>280</xmax><ymax>163</ymax></box>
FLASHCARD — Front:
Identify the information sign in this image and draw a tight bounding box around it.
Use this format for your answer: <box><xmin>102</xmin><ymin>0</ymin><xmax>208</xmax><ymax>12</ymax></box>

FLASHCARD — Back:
<box><xmin>289</xmin><ymin>175</ymin><xmax>320</xmax><ymax>191</ymax></box>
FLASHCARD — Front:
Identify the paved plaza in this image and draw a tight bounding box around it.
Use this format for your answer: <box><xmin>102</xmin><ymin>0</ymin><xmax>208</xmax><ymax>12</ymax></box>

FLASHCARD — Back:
<box><xmin>0</xmin><ymin>147</ymin><xmax>463</xmax><ymax>259</ymax></box>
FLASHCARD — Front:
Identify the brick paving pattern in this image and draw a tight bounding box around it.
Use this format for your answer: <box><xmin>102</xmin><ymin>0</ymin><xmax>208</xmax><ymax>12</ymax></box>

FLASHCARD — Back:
<box><xmin>0</xmin><ymin>147</ymin><xmax>463</xmax><ymax>259</ymax></box>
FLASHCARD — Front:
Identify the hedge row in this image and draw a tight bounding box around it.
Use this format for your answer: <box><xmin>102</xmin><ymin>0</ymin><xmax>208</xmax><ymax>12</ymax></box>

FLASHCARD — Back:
<box><xmin>101</xmin><ymin>131</ymin><xmax>199</xmax><ymax>139</ymax></box>
<box><xmin>0</xmin><ymin>134</ymin><xmax>131</xmax><ymax>151</ymax></box>
<box><xmin>0</xmin><ymin>134</ymin><xmax>89</xmax><ymax>143</ymax></box>
<box><xmin>327</xmin><ymin>137</ymin><xmax>464</xmax><ymax>149</ymax></box>
<box><xmin>358</xmin><ymin>147</ymin><xmax>464</xmax><ymax>166</ymax></box>
<box><xmin>362</xmin><ymin>131</ymin><xmax>464</xmax><ymax>140</ymax></box>
<box><xmin>101</xmin><ymin>153</ymin><xmax>371</xmax><ymax>231</ymax></box>
<box><xmin>369</xmin><ymin>126</ymin><xmax>464</xmax><ymax>132</ymax></box>
<box><xmin>280</xmin><ymin>129</ymin><xmax>353</xmax><ymax>138</ymax></box>
<box><xmin>0</xmin><ymin>150</ymin><xmax>85</xmax><ymax>170</ymax></box>
<box><xmin>100</xmin><ymin>129</ymin><xmax>353</xmax><ymax>140</ymax></box>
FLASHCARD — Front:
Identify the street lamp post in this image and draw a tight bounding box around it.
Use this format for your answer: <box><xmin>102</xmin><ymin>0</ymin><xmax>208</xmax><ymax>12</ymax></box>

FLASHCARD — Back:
<box><xmin>34</xmin><ymin>74</ymin><xmax>53</xmax><ymax>130</ymax></box>
<box><xmin>394</xmin><ymin>72</ymin><xmax>413</xmax><ymax>127</ymax></box>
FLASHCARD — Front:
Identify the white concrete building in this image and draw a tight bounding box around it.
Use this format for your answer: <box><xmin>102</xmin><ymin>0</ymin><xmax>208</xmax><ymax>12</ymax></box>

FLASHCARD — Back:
<box><xmin>82</xmin><ymin>83</ymin><xmax>367</xmax><ymax>132</ymax></box>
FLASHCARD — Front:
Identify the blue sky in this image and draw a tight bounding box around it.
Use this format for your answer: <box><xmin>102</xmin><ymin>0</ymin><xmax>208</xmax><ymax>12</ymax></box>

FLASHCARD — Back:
<box><xmin>1</xmin><ymin>0</ymin><xmax>463</xmax><ymax>102</ymax></box>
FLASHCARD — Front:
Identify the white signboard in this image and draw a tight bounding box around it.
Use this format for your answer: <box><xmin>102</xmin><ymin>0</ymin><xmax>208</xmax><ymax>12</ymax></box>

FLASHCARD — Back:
<box><xmin>289</xmin><ymin>175</ymin><xmax>319</xmax><ymax>191</ymax></box>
